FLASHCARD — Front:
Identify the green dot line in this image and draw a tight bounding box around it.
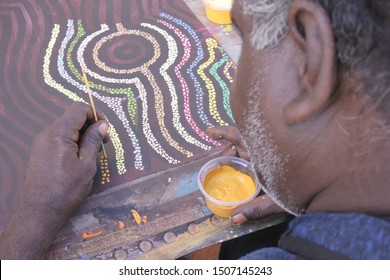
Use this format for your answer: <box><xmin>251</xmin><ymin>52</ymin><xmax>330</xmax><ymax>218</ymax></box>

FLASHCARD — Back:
<box><xmin>66</xmin><ymin>20</ymin><xmax>138</xmax><ymax>125</ymax></box>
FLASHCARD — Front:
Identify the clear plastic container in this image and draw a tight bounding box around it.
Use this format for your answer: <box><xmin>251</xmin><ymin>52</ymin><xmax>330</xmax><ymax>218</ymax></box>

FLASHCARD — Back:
<box><xmin>198</xmin><ymin>156</ymin><xmax>261</xmax><ymax>218</ymax></box>
<box><xmin>203</xmin><ymin>0</ymin><xmax>233</xmax><ymax>25</ymax></box>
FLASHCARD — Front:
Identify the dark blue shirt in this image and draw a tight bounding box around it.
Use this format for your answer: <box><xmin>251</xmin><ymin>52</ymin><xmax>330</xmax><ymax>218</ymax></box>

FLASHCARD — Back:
<box><xmin>243</xmin><ymin>213</ymin><xmax>390</xmax><ymax>259</ymax></box>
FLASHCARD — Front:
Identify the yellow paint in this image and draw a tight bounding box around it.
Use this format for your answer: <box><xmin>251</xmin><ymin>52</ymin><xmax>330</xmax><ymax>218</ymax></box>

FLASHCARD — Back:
<box><xmin>116</xmin><ymin>221</ymin><xmax>125</xmax><ymax>230</ymax></box>
<box><xmin>131</xmin><ymin>210</ymin><xmax>142</xmax><ymax>224</ymax></box>
<box><xmin>203</xmin><ymin>165</ymin><xmax>255</xmax><ymax>218</ymax></box>
<box><xmin>131</xmin><ymin>210</ymin><xmax>148</xmax><ymax>225</ymax></box>
<box><xmin>204</xmin><ymin>165</ymin><xmax>255</xmax><ymax>202</ymax></box>
<box><xmin>223</xmin><ymin>25</ymin><xmax>233</xmax><ymax>32</ymax></box>
<box><xmin>82</xmin><ymin>230</ymin><xmax>103</xmax><ymax>239</ymax></box>
<box><xmin>204</xmin><ymin>0</ymin><xmax>233</xmax><ymax>25</ymax></box>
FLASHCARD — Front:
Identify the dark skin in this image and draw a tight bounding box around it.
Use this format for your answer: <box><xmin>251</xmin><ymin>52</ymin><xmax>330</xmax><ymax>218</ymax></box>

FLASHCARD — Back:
<box><xmin>0</xmin><ymin>103</ymin><xmax>109</xmax><ymax>259</ymax></box>
<box><xmin>2</xmin><ymin>0</ymin><xmax>390</xmax><ymax>259</ymax></box>
<box><xmin>206</xmin><ymin>126</ymin><xmax>284</xmax><ymax>225</ymax></box>
<box><xmin>211</xmin><ymin>0</ymin><xmax>390</xmax><ymax>222</ymax></box>
<box><xmin>228</xmin><ymin>0</ymin><xmax>390</xmax><ymax>216</ymax></box>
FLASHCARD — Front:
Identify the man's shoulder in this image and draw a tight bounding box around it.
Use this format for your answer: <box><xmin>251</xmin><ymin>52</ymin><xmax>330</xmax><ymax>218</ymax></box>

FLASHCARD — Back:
<box><xmin>243</xmin><ymin>212</ymin><xmax>390</xmax><ymax>260</ymax></box>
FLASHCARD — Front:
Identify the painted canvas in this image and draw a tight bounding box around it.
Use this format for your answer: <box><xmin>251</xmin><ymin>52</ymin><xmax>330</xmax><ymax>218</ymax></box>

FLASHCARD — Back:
<box><xmin>0</xmin><ymin>0</ymin><xmax>235</xmax><ymax>227</ymax></box>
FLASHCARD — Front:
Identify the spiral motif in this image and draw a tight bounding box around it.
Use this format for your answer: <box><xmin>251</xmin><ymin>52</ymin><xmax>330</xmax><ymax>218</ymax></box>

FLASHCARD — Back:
<box><xmin>0</xmin><ymin>0</ymin><xmax>236</xmax><ymax>211</ymax></box>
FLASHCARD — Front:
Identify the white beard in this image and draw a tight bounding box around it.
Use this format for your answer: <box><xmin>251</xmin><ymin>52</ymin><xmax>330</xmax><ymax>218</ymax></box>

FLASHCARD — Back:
<box><xmin>240</xmin><ymin>79</ymin><xmax>301</xmax><ymax>216</ymax></box>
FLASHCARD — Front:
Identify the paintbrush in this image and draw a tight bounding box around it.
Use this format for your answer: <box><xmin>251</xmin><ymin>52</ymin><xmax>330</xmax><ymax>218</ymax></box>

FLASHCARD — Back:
<box><xmin>81</xmin><ymin>68</ymin><xmax>108</xmax><ymax>159</ymax></box>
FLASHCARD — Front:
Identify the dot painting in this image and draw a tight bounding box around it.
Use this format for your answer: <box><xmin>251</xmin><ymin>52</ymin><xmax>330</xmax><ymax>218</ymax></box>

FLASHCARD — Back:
<box><xmin>100</xmin><ymin>155</ymin><xmax>111</xmax><ymax>185</ymax></box>
<box><xmin>43</xmin><ymin>13</ymin><xmax>236</xmax><ymax>190</ymax></box>
<box><xmin>0</xmin><ymin>0</ymin><xmax>236</xmax><ymax>196</ymax></box>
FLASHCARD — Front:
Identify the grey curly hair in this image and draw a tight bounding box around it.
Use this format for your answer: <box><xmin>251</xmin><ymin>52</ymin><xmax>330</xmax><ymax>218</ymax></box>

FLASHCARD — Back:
<box><xmin>242</xmin><ymin>0</ymin><xmax>390</xmax><ymax>114</ymax></box>
<box><xmin>242</xmin><ymin>0</ymin><xmax>291</xmax><ymax>50</ymax></box>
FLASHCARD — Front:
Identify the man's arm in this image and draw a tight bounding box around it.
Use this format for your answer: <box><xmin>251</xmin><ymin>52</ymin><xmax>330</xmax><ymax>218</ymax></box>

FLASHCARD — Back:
<box><xmin>0</xmin><ymin>102</ymin><xmax>109</xmax><ymax>259</ymax></box>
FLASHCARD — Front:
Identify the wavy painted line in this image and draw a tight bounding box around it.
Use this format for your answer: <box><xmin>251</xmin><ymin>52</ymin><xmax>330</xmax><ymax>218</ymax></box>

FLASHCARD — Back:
<box><xmin>135</xmin><ymin>78</ymin><xmax>181</xmax><ymax>164</ymax></box>
<box><xmin>59</xmin><ymin>20</ymin><xmax>143</xmax><ymax>171</ymax></box>
<box><xmin>158</xmin><ymin>19</ymin><xmax>220</xmax><ymax>147</ymax></box>
<box><xmin>67</xmin><ymin>20</ymin><xmax>137</xmax><ymax>125</ymax></box>
<box><xmin>43</xmin><ymin>24</ymin><xmax>85</xmax><ymax>103</ymax></box>
<box><xmin>107</xmin><ymin>124</ymin><xmax>126</xmax><ymax>175</ymax></box>
<box><xmin>1</xmin><ymin>12</ymin><xmax>37</xmax><ymax>136</ymax></box>
<box><xmin>197</xmin><ymin>38</ymin><xmax>228</xmax><ymax>126</ymax></box>
<box><xmin>142</xmin><ymin>22</ymin><xmax>211</xmax><ymax>151</ymax></box>
<box><xmin>119</xmin><ymin>23</ymin><xmax>192</xmax><ymax>157</ymax></box>
<box><xmin>77</xmin><ymin>23</ymin><xmax>109</xmax><ymax>80</ymax></box>
<box><xmin>210</xmin><ymin>55</ymin><xmax>234</xmax><ymax>122</ymax></box>
<box><xmin>89</xmin><ymin>23</ymin><xmax>191</xmax><ymax>159</ymax></box>
<box><xmin>142</xmin><ymin>68</ymin><xmax>193</xmax><ymax>158</ymax></box>
<box><xmin>160</xmin><ymin>12</ymin><xmax>213</xmax><ymax>127</ymax></box>
<box><xmin>6</xmin><ymin>4</ymin><xmax>57</xmax><ymax>127</ymax></box>
<box><xmin>57</xmin><ymin>20</ymin><xmax>126</xmax><ymax>174</ymax></box>
<box><xmin>76</xmin><ymin>24</ymin><xmax>147</xmax><ymax>85</ymax></box>
<box><xmin>77</xmin><ymin>37</ymin><xmax>178</xmax><ymax>163</ymax></box>
<box><xmin>76</xmin><ymin>23</ymin><xmax>144</xmax><ymax>169</ymax></box>
<box><xmin>223</xmin><ymin>60</ymin><xmax>236</xmax><ymax>83</ymax></box>
<box><xmin>109</xmin><ymin>98</ymin><xmax>144</xmax><ymax>170</ymax></box>
<box><xmin>105</xmin><ymin>115</ymin><xmax>126</xmax><ymax>175</ymax></box>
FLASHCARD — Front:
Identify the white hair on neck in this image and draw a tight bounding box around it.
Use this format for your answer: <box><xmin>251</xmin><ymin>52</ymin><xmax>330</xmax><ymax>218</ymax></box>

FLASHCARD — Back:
<box><xmin>242</xmin><ymin>0</ymin><xmax>291</xmax><ymax>50</ymax></box>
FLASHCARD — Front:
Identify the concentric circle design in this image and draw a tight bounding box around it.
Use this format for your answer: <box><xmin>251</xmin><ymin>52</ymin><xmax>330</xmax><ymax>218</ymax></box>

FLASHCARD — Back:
<box><xmin>102</xmin><ymin>37</ymin><xmax>149</xmax><ymax>68</ymax></box>
<box><xmin>93</xmin><ymin>26</ymin><xmax>160</xmax><ymax>74</ymax></box>
<box><xmin>0</xmin><ymin>0</ymin><xmax>237</xmax><ymax>212</ymax></box>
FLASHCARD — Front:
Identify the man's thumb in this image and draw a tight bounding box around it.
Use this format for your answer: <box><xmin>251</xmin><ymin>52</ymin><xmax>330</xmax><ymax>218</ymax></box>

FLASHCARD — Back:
<box><xmin>79</xmin><ymin>121</ymin><xmax>108</xmax><ymax>160</ymax></box>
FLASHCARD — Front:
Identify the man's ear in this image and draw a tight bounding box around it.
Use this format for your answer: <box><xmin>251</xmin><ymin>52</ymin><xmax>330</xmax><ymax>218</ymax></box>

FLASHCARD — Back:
<box><xmin>283</xmin><ymin>0</ymin><xmax>336</xmax><ymax>125</ymax></box>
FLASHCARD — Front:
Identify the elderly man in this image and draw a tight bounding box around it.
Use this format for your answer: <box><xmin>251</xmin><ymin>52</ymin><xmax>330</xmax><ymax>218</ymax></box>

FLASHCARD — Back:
<box><xmin>1</xmin><ymin>0</ymin><xmax>390</xmax><ymax>259</ymax></box>
<box><xmin>209</xmin><ymin>0</ymin><xmax>390</xmax><ymax>259</ymax></box>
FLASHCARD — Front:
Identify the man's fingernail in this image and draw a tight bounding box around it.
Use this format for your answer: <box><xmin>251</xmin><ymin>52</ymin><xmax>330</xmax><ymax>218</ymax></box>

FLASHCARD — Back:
<box><xmin>231</xmin><ymin>214</ymin><xmax>248</xmax><ymax>225</ymax></box>
<box><xmin>98</xmin><ymin>122</ymin><xmax>109</xmax><ymax>137</ymax></box>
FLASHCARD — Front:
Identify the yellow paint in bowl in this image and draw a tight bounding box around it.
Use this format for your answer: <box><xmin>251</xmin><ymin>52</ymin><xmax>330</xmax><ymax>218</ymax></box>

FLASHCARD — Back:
<box><xmin>204</xmin><ymin>0</ymin><xmax>233</xmax><ymax>25</ymax></box>
<box><xmin>204</xmin><ymin>165</ymin><xmax>255</xmax><ymax>202</ymax></box>
<box><xmin>198</xmin><ymin>156</ymin><xmax>261</xmax><ymax>218</ymax></box>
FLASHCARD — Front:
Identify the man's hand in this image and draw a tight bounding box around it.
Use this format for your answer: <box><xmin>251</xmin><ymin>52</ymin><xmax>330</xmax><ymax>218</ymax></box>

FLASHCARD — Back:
<box><xmin>206</xmin><ymin>126</ymin><xmax>284</xmax><ymax>225</ymax></box>
<box><xmin>0</xmin><ymin>102</ymin><xmax>109</xmax><ymax>259</ymax></box>
<box><xmin>206</xmin><ymin>126</ymin><xmax>249</xmax><ymax>160</ymax></box>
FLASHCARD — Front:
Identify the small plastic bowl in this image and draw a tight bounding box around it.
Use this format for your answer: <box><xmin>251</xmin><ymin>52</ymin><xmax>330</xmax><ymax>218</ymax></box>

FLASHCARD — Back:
<box><xmin>203</xmin><ymin>0</ymin><xmax>233</xmax><ymax>25</ymax></box>
<box><xmin>198</xmin><ymin>156</ymin><xmax>261</xmax><ymax>218</ymax></box>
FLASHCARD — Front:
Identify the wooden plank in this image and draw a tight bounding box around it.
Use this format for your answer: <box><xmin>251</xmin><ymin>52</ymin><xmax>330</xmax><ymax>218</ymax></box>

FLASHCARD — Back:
<box><xmin>47</xmin><ymin>151</ymin><xmax>288</xmax><ymax>259</ymax></box>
